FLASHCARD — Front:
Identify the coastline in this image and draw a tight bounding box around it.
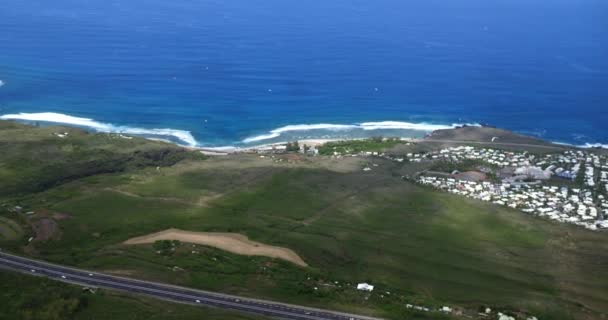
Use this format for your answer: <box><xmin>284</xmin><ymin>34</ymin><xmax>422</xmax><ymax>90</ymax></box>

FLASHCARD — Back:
<box><xmin>192</xmin><ymin>139</ymin><xmax>353</xmax><ymax>155</ymax></box>
<box><xmin>0</xmin><ymin>112</ymin><xmax>445</xmax><ymax>151</ymax></box>
<box><xmin>194</xmin><ymin>137</ymin><xmax>422</xmax><ymax>155</ymax></box>
<box><xmin>1</xmin><ymin>112</ymin><xmax>606</xmax><ymax>152</ymax></box>
<box><xmin>145</xmin><ymin>132</ymin><xmax>608</xmax><ymax>154</ymax></box>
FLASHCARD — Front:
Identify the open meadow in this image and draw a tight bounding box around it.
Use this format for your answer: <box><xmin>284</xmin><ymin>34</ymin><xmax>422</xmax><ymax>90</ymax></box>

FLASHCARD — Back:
<box><xmin>1</xmin><ymin>121</ymin><xmax>607</xmax><ymax>320</ymax></box>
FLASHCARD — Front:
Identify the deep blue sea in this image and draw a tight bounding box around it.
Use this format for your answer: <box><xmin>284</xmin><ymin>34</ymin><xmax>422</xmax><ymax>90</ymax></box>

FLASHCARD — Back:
<box><xmin>1</xmin><ymin>0</ymin><xmax>607</xmax><ymax>147</ymax></box>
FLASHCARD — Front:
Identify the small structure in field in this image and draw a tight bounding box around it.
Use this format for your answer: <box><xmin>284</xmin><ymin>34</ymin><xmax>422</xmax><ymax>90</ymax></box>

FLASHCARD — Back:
<box><xmin>356</xmin><ymin>283</ymin><xmax>374</xmax><ymax>292</ymax></box>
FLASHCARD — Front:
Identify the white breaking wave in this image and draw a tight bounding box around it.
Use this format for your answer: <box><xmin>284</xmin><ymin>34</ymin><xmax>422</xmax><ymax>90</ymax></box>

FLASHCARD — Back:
<box><xmin>242</xmin><ymin>123</ymin><xmax>357</xmax><ymax>143</ymax></box>
<box><xmin>202</xmin><ymin>146</ymin><xmax>240</xmax><ymax>152</ymax></box>
<box><xmin>243</xmin><ymin>121</ymin><xmax>478</xmax><ymax>143</ymax></box>
<box><xmin>358</xmin><ymin>121</ymin><xmax>474</xmax><ymax>131</ymax></box>
<box><xmin>243</xmin><ymin>133</ymin><xmax>281</xmax><ymax>143</ymax></box>
<box><xmin>551</xmin><ymin>141</ymin><xmax>576</xmax><ymax>147</ymax></box>
<box><xmin>580</xmin><ymin>143</ymin><xmax>608</xmax><ymax>149</ymax></box>
<box><xmin>552</xmin><ymin>141</ymin><xmax>608</xmax><ymax>149</ymax></box>
<box><xmin>0</xmin><ymin>80</ymin><xmax>5</xmax><ymax>87</ymax></box>
<box><xmin>0</xmin><ymin>112</ymin><xmax>198</xmax><ymax>147</ymax></box>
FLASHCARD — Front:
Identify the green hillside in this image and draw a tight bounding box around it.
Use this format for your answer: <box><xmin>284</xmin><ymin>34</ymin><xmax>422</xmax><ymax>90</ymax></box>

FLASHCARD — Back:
<box><xmin>1</xmin><ymin>121</ymin><xmax>607</xmax><ymax>320</ymax></box>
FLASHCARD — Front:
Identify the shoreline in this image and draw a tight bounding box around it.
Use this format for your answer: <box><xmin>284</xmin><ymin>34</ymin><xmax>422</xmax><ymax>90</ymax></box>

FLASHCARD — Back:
<box><xmin>0</xmin><ymin>112</ymin><xmax>467</xmax><ymax>149</ymax></box>
<box><xmin>189</xmin><ymin>136</ymin><xmax>608</xmax><ymax>155</ymax></box>
<box><xmin>1</xmin><ymin>117</ymin><xmax>607</xmax><ymax>152</ymax></box>
<box><xmin>192</xmin><ymin>137</ymin><xmax>421</xmax><ymax>155</ymax></box>
<box><xmin>191</xmin><ymin>139</ymin><xmax>349</xmax><ymax>155</ymax></box>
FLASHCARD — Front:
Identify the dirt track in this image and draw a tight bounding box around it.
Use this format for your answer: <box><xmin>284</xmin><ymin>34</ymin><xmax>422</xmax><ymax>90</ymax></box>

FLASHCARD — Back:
<box><xmin>123</xmin><ymin>228</ymin><xmax>308</xmax><ymax>267</ymax></box>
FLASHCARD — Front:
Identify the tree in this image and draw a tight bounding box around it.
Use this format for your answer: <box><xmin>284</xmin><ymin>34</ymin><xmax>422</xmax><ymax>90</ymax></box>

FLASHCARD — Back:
<box><xmin>285</xmin><ymin>141</ymin><xmax>300</xmax><ymax>152</ymax></box>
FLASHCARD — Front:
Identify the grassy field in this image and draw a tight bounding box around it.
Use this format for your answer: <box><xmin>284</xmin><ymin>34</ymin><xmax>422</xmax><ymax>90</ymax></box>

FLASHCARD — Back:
<box><xmin>318</xmin><ymin>138</ymin><xmax>403</xmax><ymax>155</ymax></box>
<box><xmin>2</xmin><ymin>121</ymin><xmax>607</xmax><ymax>320</ymax></box>
<box><xmin>0</xmin><ymin>270</ymin><xmax>263</xmax><ymax>320</ymax></box>
<box><xmin>0</xmin><ymin>121</ymin><xmax>201</xmax><ymax>197</ymax></box>
<box><xmin>0</xmin><ymin>216</ymin><xmax>23</xmax><ymax>240</ymax></box>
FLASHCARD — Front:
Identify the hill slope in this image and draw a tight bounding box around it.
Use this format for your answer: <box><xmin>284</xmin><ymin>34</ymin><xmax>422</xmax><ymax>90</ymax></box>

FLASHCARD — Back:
<box><xmin>426</xmin><ymin>126</ymin><xmax>555</xmax><ymax>146</ymax></box>
<box><xmin>1</xmin><ymin>121</ymin><xmax>607</xmax><ymax>320</ymax></box>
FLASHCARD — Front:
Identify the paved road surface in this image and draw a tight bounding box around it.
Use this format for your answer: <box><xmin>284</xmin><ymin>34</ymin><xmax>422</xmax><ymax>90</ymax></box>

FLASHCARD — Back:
<box><xmin>0</xmin><ymin>251</ymin><xmax>381</xmax><ymax>320</ymax></box>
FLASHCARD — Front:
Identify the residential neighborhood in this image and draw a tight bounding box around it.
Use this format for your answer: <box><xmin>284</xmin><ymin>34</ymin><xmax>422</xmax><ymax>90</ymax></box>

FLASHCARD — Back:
<box><xmin>413</xmin><ymin>147</ymin><xmax>608</xmax><ymax>230</ymax></box>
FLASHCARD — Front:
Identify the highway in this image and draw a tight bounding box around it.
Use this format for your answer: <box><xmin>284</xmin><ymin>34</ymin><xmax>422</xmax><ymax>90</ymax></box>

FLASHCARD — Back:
<box><xmin>0</xmin><ymin>251</ymin><xmax>380</xmax><ymax>320</ymax></box>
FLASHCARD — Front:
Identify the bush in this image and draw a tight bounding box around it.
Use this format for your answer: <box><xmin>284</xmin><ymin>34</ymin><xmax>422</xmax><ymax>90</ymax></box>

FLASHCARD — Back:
<box><xmin>285</xmin><ymin>141</ymin><xmax>300</xmax><ymax>152</ymax></box>
<box><xmin>153</xmin><ymin>240</ymin><xmax>180</xmax><ymax>255</ymax></box>
<box><xmin>317</xmin><ymin>138</ymin><xmax>402</xmax><ymax>155</ymax></box>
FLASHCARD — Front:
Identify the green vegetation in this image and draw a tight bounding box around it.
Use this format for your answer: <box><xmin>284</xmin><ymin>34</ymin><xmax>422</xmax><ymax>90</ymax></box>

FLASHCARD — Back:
<box><xmin>575</xmin><ymin>165</ymin><xmax>586</xmax><ymax>186</ymax></box>
<box><xmin>153</xmin><ymin>239</ymin><xmax>181</xmax><ymax>256</ymax></box>
<box><xmin>0</xmin><ymin>270</ymin><xmax>263</xmax><ymax>320</ymax></box>
<box><xmin>1</xmin><ymin>121</ymin><xmax>607</xmax><ymax>320</ymax></box>
<box><xmin>0</xmin><ymin>216</ymin><xmax>23</xmax><ymax>240</ymax></box>
<box><xmin>0</xmin><ymin>122</ymin><xmax>203</xmax><ymax>196</ymax></box>
<box><xmin>15</xmin><ymin>165</ymin><xmax>604</xmax><ymax>319</ymax></box>
<box><xmin>0</xmin><ymin>271</ymin><xmax>83</xmax><ymax>320</ymax></box>
<box><xmin>285</xmin><ymin>141</ymin><xmax>300</xmax><ymax>152</ymax></box>
<box><xmin>318</xmin><ymin>137</ymin><xmax>402</xmax><ymax>155</ymax></box>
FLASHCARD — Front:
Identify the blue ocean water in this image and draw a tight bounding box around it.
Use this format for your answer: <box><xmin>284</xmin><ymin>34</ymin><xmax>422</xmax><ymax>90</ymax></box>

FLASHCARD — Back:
<box><xmin>1</xmin><ymin>0</ymin><xmax>607</xmax><ymax>147</ymax></box>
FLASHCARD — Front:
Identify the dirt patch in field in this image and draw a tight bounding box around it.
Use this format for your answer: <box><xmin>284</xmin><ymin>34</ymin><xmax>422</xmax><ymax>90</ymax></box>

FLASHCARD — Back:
<box><xmin>123</xmin><ymin>228</ymin><xmax>308</xmax><ymax>267</ymax></box>
<box><xmin>30</xmin><ymin>218</ymin><xmax>60</xmax><ymax>241</ymax></box>
<box><xmin>52</xmin><ymin>212</ymin><xmax>72</xmax><ymax>220</ymax></box>
<box><xmin>27</xmin><ymin>209</ymin><xmax>71</xmax><ymax>221</ymax></box>
<box><xmin>278</xmin><ymin>153</ymin><xmax>306</xmax><ymax>163</ymax></box>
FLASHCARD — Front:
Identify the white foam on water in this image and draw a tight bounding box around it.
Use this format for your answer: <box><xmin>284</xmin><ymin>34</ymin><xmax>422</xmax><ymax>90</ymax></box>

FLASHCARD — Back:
<box><xmin>272</xmin><ymin>123</ymin><xmax>357</xmax><ymax>133</ymax></box>
<box><xmin>358</xmin><ymin>121</ymin><xmax>470</xmax><ymax>131</ymax></box>
<box><xmin>243</xmin><ymin>123</ymin><xmax>356</xmax><ymax>143</ymax></box>
<box><xmin>552</xmin><ymin>141</ymin><xmax>608</xmax><ymax>149</ymax></box>
<box><xmin>580</xmin><ymin>143</ymin><xmax>608</xmax><ymax>149</ymax></box>
<box><xmin>243</xmin><ymin>121</ymin><xmax>478</xmax><ymax>143</ymax></box>
<box><xmin>0</xmin><ymin>112</ymin><xmax>198</xmax><ymax>147</ymax></box>
<box><xmin>551</xmin><ymin>141</ymin><xmax>576</xmax><ymax>147</ymax></box>
<box><xmin>202</xmin><ymin>146</ymin><xmax>240</xmax><ymax>152</ymax></box>
<box><xmin>1</xmin><ymin>112</ymin><xmax>491</xmax><ymax>148</ymax></box>
<box><xmin>243</xmin><ymin>133</ymin><xmax>281</xmax><ymax>143</ymax></box>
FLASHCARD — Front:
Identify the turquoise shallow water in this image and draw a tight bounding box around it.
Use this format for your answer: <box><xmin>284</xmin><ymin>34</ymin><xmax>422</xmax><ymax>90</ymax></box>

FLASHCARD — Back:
<box><xmin>0</xmin><ymin>0</ymin><xmax>607</xmax><ymax>147</ymax></box>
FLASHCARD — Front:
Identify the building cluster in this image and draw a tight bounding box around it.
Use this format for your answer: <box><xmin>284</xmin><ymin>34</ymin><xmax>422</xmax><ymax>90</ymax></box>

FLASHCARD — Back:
<box><xmin>413</xmin><ymin>147</ymin><xmax>608</xmax><ymax>231</ymax></box>
<box><xmin>407</xmin><ymin>146</ymin><xmax>534</xmax><ymax>167</ymax></box>
<box><xmin>418</xmin><ymin>176</ymin><xmax>607</xmax><ymax>230</ymax></box>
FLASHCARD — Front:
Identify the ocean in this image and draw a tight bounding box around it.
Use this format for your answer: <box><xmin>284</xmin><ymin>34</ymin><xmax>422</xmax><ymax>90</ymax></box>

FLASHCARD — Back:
<box><xmin>1</xmin><ymin>0</ymin><xmax>607</xmax><ymax>148</ymax></box>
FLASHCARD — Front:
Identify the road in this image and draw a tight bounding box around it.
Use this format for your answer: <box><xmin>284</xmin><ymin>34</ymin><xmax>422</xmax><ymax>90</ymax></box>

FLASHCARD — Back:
<box><xmin>0</xmin><ymin>251</ymin><xmax>381</xmax><ymax>320</ymax></box>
